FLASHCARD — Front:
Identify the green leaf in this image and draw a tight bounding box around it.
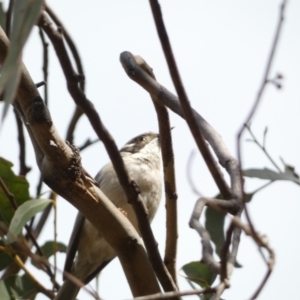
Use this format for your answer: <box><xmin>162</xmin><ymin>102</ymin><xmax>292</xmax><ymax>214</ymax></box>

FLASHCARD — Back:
<box><xmin>0</xmin><ymin>0</ymin><xmax>44</xmax><ymax>121</ymax></box>
<box><xmin>0</xmin><ymin>157</ymin><xmax>30</xmax><ymax>223</ymax></box>
<box><xmin>205</xmin><ymin>206</ymin><xmax>225</xmax><ymax>257</ymax></box>
<box><xmin>31</xmin><ymin>241</ymin><xmax>67</xmax><ymax>267</ymax></box>
<box><xmin>243</xmin><ymin>167</ymin><xmax>300</xmax><ymax>185</ymax></box>
<box><xmin>7</xmin><ymin>199</ymin><xmax>53</xmax><ymax>243</ymax></box>
<box><xmin>0</xmin><ymin>274</ymin><xmax>38</xmax><ymax>300</ymax></box>
<box><xmin>179</xmin><ymin>261</ymin><xmax>217</xmax><ymax>288</ymax></box>
<box><xmin>205</xmin><ymin>196</ymin><xmax>243</xmax><ymax>268</ymax></box>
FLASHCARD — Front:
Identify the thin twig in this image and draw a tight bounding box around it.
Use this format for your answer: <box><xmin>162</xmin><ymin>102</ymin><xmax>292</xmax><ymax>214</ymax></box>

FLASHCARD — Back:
<box><xmin>230</xmin><ymin>216</ymin><xmax>275</xmax><ymax>300</ymax></box>
<box><xmin>186</xmin><ymin>150</ymin><xmax>202</xmax><ymax>197</ymax></box>
<box><xmin>45</xmin><ymin>3</ymin><xmax>86</xmax><ymax>144</ymax></box>
<box><xmin>45</xmin><ymin>3</ymin><xmax>85</xmax><ymax>92</ymax></box>
<box><xmin>189</xmin><ymin>198</ymin><xmax>220</xmax><ymax>274</ymax></box>
<box><xmin>154</xmin><ymin>103</ymin><xmax>178</xmax><ymax>287</ymax></box>
<box><xmin>237</xmin><ymin>0</ymin><xmax>287</xmax><ymax>173</ymax></box>
<box><xmin>235</xmin><ymin>2</ymin><xmax>287</xmax><ymax>298</ymax></box>
<box><xmin>13</xmin><ymin>109</ymin><xmax>31</xmax><ymax>176</ymax></box>
<box><xmin>245</xmin><ymin>124</ymin><xmax>282</xmax><ymax>173</ymax></box>
<box><xmin>53</xmin><ymin>193</ymin><xmax>58</xmax><ymax>291</ymax></box>
<box><xmin>130</xmin><ymin>287</ymin><xmax>216</xmax><ymax>300</ymax></box>
<box><xmin>38</xmin><ymin>28</ymin><xmax>49</xmax><ymax>105</ymax></box>
<box><xmin>78</xmin><ymin>138</ymin><xmax>100</xmax><ymax>151</ymax></box>
<box><xmin>220</xmin><ymin>222</ymin><xmax>235</xmax><ymax>282</ymax></box>
<box><xmin>35</xmin><ymin>80</ymin><xmax>46</xmax><ymax>88</ymax></box>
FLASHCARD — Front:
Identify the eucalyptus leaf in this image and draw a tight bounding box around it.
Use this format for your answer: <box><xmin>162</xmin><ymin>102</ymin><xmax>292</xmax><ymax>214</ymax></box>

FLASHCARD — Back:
<box><xmin>0</xmin><ymin>0</ymin><xmax>44</xmax><ymax>121</ymax></box>
<box><xmin>31</xmin><ymin>241</ymin><xmax>67</xmax><ymax>267</ymax></box>
<box><xmin>0</xmin><ymin>274</ymin><xmax>38</xmax><ymax>300</ymax></box>
<box><xmin>0</xmin><ymin>157</ymin><xmax>30</xmax><ymax>223</ymax></box>
<box><xmin>205</xmin><ymin>206</ymin><xmax>225</xmax><ymax>257</ymax></box>
<box><xmin>179</xmin><ymin>261</ymin><xmax>217</xmax><ymax>288</ymax></box>
<box><xmin>7</xmin><ymin>199</ymin><xmax>53</xmax><ymax>243</ymax></box>
<box><xmin>205</xmin><ymin>196</ymin><xmax>242</xmax><ymax>268</ymax></box>
<box><xmin>243</xmin><ymin>167</ymin><xmax>300</xmax><ymax>185</ymax></box>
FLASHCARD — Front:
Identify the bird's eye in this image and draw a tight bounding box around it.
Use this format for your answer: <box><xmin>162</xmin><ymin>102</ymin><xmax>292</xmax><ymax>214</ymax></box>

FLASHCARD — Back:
<box><xmin>139</xmin><ymin>136</ymin><xmax>146</xmax><ymax>142</ymax></box>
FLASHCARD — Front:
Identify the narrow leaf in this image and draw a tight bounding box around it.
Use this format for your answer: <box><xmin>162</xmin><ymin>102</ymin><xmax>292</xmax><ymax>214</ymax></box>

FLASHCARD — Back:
<box><xmin>31</xmin><ymin>241</ymin><xmax>67</xmax><ymax>267</ymax></box>
<box><xmin>205</xmin><ymin>206</ymin><xmax>225</xmax><ymax>257</ymax></box>
<box><xmin>179</xmin><ymin>261</ymin><xmax>217</xmax><ymax>288</ymax></box>
<box><xmin>0</xmin><ymin>274</ymin><xmax>38</xmax><ymax>299</ymax></box>
<box><xmin>0</xmin><ymin>0</ymin><xmax>44</xmax><ymax>121</ymax></box>
<box><xmin>243</xmin><ymin>168</ymin><xmax>300</xmax><ymax>185</ymax></box>
<box><xmin>7</xmin><ymin>199</ymin><xmax>53</xmax><ymax>243</ymax></box>
<box><xmin>0</xmin><ymin>157</ymin><xmax>30</xmax><ymax>223</ymax></box>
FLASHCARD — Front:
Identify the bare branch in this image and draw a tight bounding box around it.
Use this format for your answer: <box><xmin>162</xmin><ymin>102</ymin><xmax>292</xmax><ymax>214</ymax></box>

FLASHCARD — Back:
<box><xmin>45</xmin><ymin>3</ymin><xmax>86</xmax><ymax>144</ymax></box>
<box><xmin>237</xmin><ymin>0</ymin><xmax>287</xmax><ymax>171</ymax></box>
<box><xmin>233</xmin><ymin>3</ymin><xmax>287</xmax><ymax>298</ymax></box>
<box><xmin>189</xmin><ymin>198</ymin><xmax>220</xmax><ymax>273</ymax></box>
<box><xmin>245</xmin><ymin>124</ymin><xmax>282</xmax><ymax>173</ymax></box>
<box><xmin>66</xmin><ymin>105</ymin><xmax>84</xmax><ymax>144</ymax></box>
<box><xmin>131</xmin><ymin>287</ymin><xmax>216</xmax><ymax>300</ymax></box>
<box><xmin>230</xmin><ymin>216</ymin><xmax>275</xmax><ymax>300</ymax></box>
<box><xmin>38</xmin><ymin>28</ymin><xmax>49</xmax><ymax>106</ymax></box>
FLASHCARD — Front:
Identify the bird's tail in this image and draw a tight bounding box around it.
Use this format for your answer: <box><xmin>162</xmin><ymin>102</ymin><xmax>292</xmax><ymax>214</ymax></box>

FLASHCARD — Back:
<box><xmin>54</xmin><ymin>279</ymin><xmax>81</xmax><ymax>300</ymax></box>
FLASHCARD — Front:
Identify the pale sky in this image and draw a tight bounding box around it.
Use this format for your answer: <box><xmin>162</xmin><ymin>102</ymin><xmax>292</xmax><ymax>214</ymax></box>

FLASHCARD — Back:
<box><xmin>1</xmin><ymin>1</ymin><xmax>300</xmax><ymax>299</ymax></box>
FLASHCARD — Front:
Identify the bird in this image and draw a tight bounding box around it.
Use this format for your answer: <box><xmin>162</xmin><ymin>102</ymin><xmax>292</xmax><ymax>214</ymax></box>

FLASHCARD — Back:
<box><xmin>55</xmin><ymin>132</ymin><xmax>162</xmax><ymax>300</ymax></box>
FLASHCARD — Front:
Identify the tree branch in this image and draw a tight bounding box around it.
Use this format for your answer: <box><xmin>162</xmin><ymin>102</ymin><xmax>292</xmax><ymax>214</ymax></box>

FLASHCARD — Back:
<box><xmin>13</xmin><ymin>109</ymin><xmax>31</xmax><ymax>176</ymax></box>
<box><xmin>45</xmin><ymin>3</ymin><xmax>86</xmax><ymax>144</ymax></box>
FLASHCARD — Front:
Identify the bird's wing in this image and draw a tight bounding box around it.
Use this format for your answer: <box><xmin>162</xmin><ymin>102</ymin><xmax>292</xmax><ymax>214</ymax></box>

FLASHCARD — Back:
<box><xmin>84</xmin><ymin>258</ymin><xmax>114</xmax><ymax>284</ymax></box>
<box><xmin>63</xmin><ymin>212</ymin><xmax>85</xmax><ymax>279</ymax></box>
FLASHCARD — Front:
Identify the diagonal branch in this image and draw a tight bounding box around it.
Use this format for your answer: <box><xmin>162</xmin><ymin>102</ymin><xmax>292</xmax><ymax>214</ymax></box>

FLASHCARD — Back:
<box><xmin>45</xmin><ymin>3</ymin><xmax>86</xmax><ymax>144</ymax></box>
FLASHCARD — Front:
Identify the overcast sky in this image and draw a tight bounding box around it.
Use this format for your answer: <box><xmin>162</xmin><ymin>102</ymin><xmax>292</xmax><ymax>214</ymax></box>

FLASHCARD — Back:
<box><xmin>1</xmin><ymin>1</ymin><xmax>300</xmax><ymax>299</ymax></box>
